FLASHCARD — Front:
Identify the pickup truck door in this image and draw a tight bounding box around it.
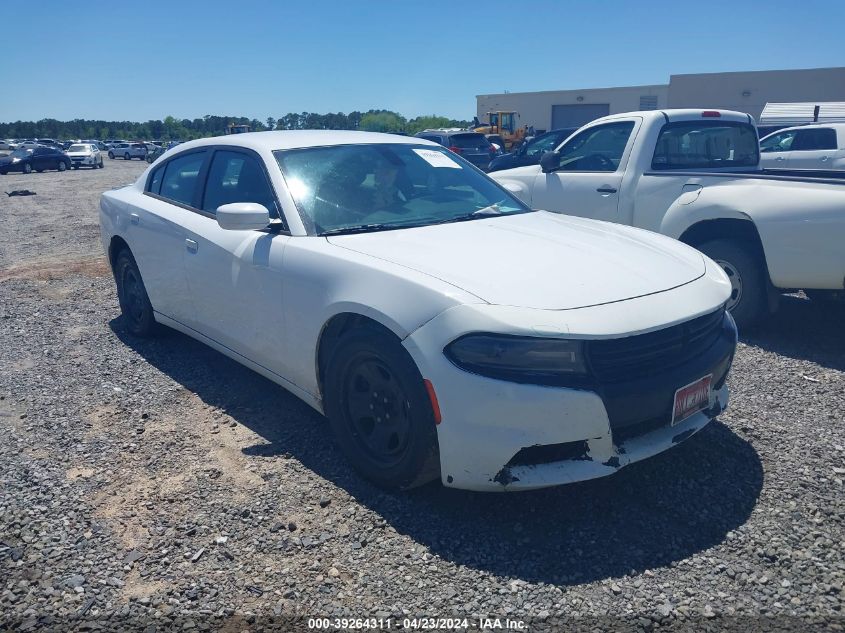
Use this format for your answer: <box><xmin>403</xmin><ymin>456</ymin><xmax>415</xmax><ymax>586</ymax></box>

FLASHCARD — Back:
<box><xmin>179</xmin><ymin>148</ymin><xmax>292</xmax><ymax>377</ymax></box>
<box><xmin>530</xmin><ymin>120</ymin><xmax>637</xmax><ymax>222</ymax></box>
<box><xmin>787</xmin><ymin>128</ymin><xmax>838</xmax><ymax>169</ymax></box>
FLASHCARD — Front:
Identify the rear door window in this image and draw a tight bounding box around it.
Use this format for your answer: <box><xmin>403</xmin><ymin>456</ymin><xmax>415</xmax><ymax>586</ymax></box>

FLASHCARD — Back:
<box><xmin>792</xmin><ymin>128</ymin><xmax>837</xmax><ymax>151</ymax></box>
<box><xmin>652</xmin><ymin>121</ymin><xmax>759</xmax><ymax>170</ymax></box>
<box><xmin>158</xmin><ymin>151</ymin><xmax>207</xmax><ymax>207</ymax></box>
<box><xmin>448</xmin><ymin>134</ymin><xmax>491</xmax><ymax>150</ymax></box>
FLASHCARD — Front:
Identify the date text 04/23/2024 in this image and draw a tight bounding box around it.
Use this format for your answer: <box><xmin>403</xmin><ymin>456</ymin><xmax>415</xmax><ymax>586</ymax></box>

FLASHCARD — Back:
<box><xmin>307</xmin><ymin>617</ymin><xmax>527</xmax><ymax>630</ymax></box>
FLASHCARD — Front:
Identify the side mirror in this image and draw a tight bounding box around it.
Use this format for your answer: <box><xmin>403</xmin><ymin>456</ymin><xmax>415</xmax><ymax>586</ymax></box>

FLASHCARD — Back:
<box><xmin>216</xmin><ymin>202</ymin><xmax>270</xmax><ymax>231</ymax></box>
<box><xmin>540</xmin><ymin>151</ymin><xmax>559</xmax><ymax>173</ymax></box>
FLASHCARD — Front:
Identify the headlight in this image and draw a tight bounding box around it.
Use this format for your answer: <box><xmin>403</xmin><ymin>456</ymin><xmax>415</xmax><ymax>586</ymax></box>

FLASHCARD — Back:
<box><xmin>445</xmin><ymin>333</ymin><xmax>588</xmax><ymax>383</ymax></box>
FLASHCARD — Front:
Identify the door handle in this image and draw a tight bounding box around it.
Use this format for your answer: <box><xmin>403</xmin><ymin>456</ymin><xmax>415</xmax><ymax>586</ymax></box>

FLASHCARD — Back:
<box><xmin>820</xmin><ymin>156</ymin><xmax>829</xmax><ymax>161</ymax></box>
<box><xmin>129</xmin><ymin>213</ymin><xmax>140</xmax><ymax>225</ymax></box>
<box><xmin>185</xmin><ymin>239</ymin><xmax>198</xmax><ymax>254</ymax></box>
<box><xmin>775</xmin><ymin>156</ymin><xmax>785</xmax><ymax>161</ymax></box>
<box><xmin>596</xmin><ymin>186</ymin><xmax>617</xmax><ymax>194</ymax></box>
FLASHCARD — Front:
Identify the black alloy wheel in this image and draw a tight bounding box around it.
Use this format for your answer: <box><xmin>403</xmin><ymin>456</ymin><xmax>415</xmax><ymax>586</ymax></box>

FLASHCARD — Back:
<box><xmin>324</xmin><ymin>327</ymin><xmax>440</xmax><ymax>490</ymax></box>
<box><xmin>115</xmin><ymin>250</ymin><xmax>157</xmax><ymax>337</ymax></box>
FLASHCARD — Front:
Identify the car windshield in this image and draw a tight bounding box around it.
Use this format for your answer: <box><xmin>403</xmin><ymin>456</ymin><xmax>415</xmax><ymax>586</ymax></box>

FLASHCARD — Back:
<box><xmin>10</xmin><ymin>148</ymin><xmax>32</xmax><ymax>158</ymax></box>
<box><xmin>275</xmin><ymin>143</ymin><xmax>530</xmax><ymax>235</ymax></box>
<box><xmin>68</xmin><ymin>144</ymin><xmax>89</xmax><ymax>152</ymax></box>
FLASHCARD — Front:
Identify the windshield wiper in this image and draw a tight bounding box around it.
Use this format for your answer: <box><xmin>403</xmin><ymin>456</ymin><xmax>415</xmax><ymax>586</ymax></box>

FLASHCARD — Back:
<box><xmin>428</xmin><ymin>204</ymin><xmax>508</xmax><ymax>226</ymax></box>
<box><xmin>320</xmin><ymin>223</ymin><xmax>404</xmax><ymax>236</ymax></box>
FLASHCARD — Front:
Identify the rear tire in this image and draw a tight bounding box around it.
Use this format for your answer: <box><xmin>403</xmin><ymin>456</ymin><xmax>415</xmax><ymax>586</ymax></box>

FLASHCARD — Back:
<box><xmin>324</xmin><ymin>327</ymin><xmax>440</xmax><ymax>490</ymax></box>
<box><xmin>23</xmin><ymin>163</ymin><xmax>32</xmax><ymax>174</ymax></box>
<box><xmin>58</xmin><ymin>161</ymin><xmax>66</xmax><ymax>171</ymax></box>
<box><xmin>108</xmin><ymin>151</ymin><xmax>114</xmax><ymax>159</ymax></box>
<box><xmin>114</xmin><ymin>249</ymin><xmax>158</xmax><ymax>337</ymax></box>
<box><xmin>124</xmin><ymin>152</ymin><xmax>130</xmax><ymax>160</ymax></box>
<box><xmin>699</xmin><ymin>239</ymin><xmax>766</xmax><ymax>329</ymax></box>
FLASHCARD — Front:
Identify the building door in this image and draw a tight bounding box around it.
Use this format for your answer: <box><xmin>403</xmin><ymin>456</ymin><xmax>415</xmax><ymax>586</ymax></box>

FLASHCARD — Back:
<box><xmin>551</xmin><ymin>104</ymin><xmax>610</xmax><ymax>129</ymax></box>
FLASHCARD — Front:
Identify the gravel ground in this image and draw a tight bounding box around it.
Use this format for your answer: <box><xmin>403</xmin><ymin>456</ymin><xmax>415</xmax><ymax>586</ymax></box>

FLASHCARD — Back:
<box><xmin>0</xmin><ymin>159</ymin><xmax>842</xmax><ymax>632</ymax></box>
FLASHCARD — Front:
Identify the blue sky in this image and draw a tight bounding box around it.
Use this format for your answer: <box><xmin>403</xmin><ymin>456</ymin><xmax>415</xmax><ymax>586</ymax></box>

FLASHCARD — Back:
<box><xmin>1</xmin><ymin>0</ymin><xmax>842</xmax><ymax>123</ymax></box>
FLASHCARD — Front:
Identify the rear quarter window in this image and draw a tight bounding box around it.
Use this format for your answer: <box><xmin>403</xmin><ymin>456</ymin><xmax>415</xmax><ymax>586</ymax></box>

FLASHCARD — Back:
<box><xmin>449</xmin><ymin>134</ymin><xmax>491</xmax><ymax>150</ymax></box>
<box><xmin>652</xmin><ymin>121</ymin><xmax>759</xmax><ymax>170</ymax></box>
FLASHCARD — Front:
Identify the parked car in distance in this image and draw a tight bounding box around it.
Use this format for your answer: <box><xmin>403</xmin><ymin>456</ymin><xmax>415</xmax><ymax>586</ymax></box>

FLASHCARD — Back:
<box><xmin>414</xmin><ymin>129</ymin><xmax>498</xmax><ymax>171</ymax></box>
<box><xmin>145</xmin><ymin>145</ymin><xmax>166</xmax><ymax>163</ymax></box>
<box><xmin>488</xmin><ymin>127</ymin><xmax>579</xmax><ymax>172</ymax></box>
<box><xmin>760</xmin><ymin>123</ymin><xmax>845</xmax><ymax>170</ymax></box>
<box><xmin>66</xmin><ymin>143</ymin><xmax>104</xmax><ymax>169</ymax></box>
<box><xmin>17</xmin><ymin>140</ymin><xmax>40</xmax><ymax>150</ymax></box>
<box><xmin>0</xmin><ymin>139</ymin><xmax>16</xmax><ymax>150</ymax></box>
<box><xmin>108</xmin><ymin>142</ymin><xmax>147</xmax><ymax>160</ymax></box>
<box><xmin>100</xmin><ymin>130</ymin><xmax>736</xmax><ymax>492</ymax></box>
<box><xmin>491</xmin><ymin>109</ymin><xmax>845</xmax><ymax>326</ymax></box>
<box><xmin>0</xmin><ymin>146</ymin><xmax>71</xmax><ymax>174</ymax></box>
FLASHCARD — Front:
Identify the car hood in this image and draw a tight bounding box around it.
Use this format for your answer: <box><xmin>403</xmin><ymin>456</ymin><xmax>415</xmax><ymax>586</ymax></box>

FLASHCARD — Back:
<box><xmin>327</xmin><ymin>211</ymin><xmax>706</xmax><ymax>310</ymax></box>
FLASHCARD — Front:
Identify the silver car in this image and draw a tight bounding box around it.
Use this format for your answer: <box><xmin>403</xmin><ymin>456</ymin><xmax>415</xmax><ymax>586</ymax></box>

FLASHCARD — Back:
<box><xmin>108</xmin><ymin>143</ymin><xmax>148</xmax><ymax>160</ymax></box>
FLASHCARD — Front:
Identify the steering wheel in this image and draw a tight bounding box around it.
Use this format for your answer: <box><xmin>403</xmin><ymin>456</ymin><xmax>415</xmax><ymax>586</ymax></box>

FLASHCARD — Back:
<box><xmin>581</xmin><ymin>153</ymin><xmax>615</xmax><ymax>171</ymax></box>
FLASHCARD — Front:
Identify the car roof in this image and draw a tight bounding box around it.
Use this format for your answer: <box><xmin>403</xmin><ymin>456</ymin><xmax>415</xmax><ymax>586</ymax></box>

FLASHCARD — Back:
<box><xmin>760</xmin><ymin>122</ymin><xmax>845</xmax><ymax>138</ymax></box>
<box><xmin>173</xmin><ymin>130</ymin><xmax>439</xmax><ymax>154</ymax></box>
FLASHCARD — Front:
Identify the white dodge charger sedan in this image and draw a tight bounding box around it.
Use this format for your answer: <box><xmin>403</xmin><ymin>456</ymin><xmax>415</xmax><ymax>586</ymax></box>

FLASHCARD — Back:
<box><xmin>99</xmin><ymin>131</ymin><xmax>737</xmax><ymax>492</ymax></box>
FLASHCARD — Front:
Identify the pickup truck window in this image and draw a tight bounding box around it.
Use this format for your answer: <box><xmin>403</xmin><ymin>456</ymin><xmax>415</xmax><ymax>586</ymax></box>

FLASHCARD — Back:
<box><xmin>556</xmin><ymin>122</ymin><xmax>634</xmax><ymax>172</ymax></box>
<box><xmin>652</xmin><ymin>121</ymin><xmax>758</xmax><ymax>170</ymax></box>
<box><xmin>793</xmin><ymin>128</ymin><xmax>837</xmax><ymax>151</ymax></box>
<box><xmin>760</xmin><ymin>130</ymin><xmax>796</xmax><ymax>153</ymax></box>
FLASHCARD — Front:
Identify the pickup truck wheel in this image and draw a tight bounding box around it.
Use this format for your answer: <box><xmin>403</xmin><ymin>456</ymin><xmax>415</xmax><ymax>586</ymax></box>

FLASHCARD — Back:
<box><xmin>699</xmin><ymin>239</ymin><xmax>765</xmax><ymax>329</ymax></box>
<box><xmin>324</xmin><ymin>327</ymin><xmax>440</xmax><ymax>490</ymax></box>
<box><xmin>115</xmin><ymin>249</ymin><xmax>158</xmax><ymax>337</ymax></box>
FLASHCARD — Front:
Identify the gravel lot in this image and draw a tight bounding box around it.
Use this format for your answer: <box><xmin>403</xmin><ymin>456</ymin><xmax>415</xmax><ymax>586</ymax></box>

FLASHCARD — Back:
<box><xmin>0</xmin><ymin>157</ymin><xmax>842</xmax><ymax>632</ymax></box>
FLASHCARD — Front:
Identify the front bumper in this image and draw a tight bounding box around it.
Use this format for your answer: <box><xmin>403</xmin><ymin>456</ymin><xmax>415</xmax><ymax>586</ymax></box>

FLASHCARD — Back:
<box><xmin>70</xmin><ymin>155</ymin><xmax>97</xmax><ymax>165</ymax></box>
<box><xmin>403</xmin><ymin>274</ymin><xmax>736</xmax><ymax>491</ymax></box>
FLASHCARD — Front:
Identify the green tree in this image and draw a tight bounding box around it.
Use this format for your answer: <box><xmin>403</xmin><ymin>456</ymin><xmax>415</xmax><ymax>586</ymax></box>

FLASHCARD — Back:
<box><xmin>359</xmin><ymin>111</ymin><xmax>406</xmax><ymax>133</ymax></box>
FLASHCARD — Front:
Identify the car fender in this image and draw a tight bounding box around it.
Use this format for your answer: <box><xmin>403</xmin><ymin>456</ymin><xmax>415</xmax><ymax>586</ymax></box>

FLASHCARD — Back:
<box><xmin>662</xmin><ymin>183</ymin><xmax>845</xmax><ymax>290</ymax></box>
<box><xmin>279</xmin><ymin>239</ymin><xmax>485</xmax><ymax>400</ymax></box>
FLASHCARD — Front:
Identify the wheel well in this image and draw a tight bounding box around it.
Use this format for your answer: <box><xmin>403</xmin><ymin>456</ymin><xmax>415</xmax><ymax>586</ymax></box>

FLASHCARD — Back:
<box><xmin>678</xmin><ymin>218</ymin><xmax>763</xmax><ymax>254</ymax></box>
<box><xmin>316</xmin><ymin>313</ymin><xmax>399</xmax><ymax>399</ymax></box>
<box><xmin>679</xmin><ymin>218</ymin><xmax>777</xmax><ymax>298</ymax></box>
<box><xmin>108</xmin><ymin>236</ymin><xmax>130</xmax><ymax>271</ymax></box>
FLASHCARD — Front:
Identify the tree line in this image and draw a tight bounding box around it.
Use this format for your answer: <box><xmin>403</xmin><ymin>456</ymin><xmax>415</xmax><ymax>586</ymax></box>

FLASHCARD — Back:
<box><xmin>0</xmin><ymin>110</ymin><xmax>472</xmax><ymax>141</ymax></box>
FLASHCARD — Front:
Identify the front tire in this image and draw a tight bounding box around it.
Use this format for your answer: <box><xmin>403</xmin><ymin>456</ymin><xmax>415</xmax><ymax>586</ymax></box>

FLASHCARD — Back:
<box><xmin>324</xmin><ymin>327</ymin><xmax>440</xmax><ymax>490</ymax></box>
<box><xmin>124</xmin><ymin>152</ymin><xmax>130</xmax><ymax>160</ymax></box>
<box><xmin>23</xmin><ymin>163</ymin><xmax>33</xmax><ymax>174</ymax></box>
<box><xmin>114</xmin><ymin>249</ymin><xmax>158</xmax><ymax>337</ymax></box>
<box><xmin>699</xmin><ymin>239</ymin><xmax>766</xmax><ymax>329</ymax></box>
<box><xmin>108</xmin><ymin>151</ymin><xmax>114</xmax><ymax>159</ymax></box>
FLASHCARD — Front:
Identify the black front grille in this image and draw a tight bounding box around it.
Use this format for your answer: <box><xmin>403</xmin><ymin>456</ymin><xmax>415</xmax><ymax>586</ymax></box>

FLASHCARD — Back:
<box><xmin>588</xmin><ymin>308</ymin><xmax>725</xmax><ymax>383</ymax></box>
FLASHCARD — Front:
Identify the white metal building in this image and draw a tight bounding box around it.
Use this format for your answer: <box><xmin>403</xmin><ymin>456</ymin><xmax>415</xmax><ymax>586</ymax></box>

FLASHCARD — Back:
<box><xmin>477</xmin><ymin>66</ymin><xmax>845</xmax><ymax>133</ymax></box>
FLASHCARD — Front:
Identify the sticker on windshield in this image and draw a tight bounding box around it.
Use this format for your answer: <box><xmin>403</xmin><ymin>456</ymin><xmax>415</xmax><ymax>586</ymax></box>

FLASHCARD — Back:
<box><xmin>413</xmin><ymin>148</ymin><xmax>461</xmax><ymax>169</ymax></box>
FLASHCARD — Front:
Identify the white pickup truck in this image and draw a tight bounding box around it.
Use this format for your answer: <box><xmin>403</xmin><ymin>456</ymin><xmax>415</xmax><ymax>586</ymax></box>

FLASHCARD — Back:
<box><xmin>491</xmin><ymin>109</ymin><xmax>845</xmax><ymax>327</ymax></box>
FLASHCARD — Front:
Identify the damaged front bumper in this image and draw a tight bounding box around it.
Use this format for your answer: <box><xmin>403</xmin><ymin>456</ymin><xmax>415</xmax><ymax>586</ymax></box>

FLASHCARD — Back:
<box><xmin>403</xmin><ymin>291</ymin><xmax>736</xmax><ymax>492</ymax></box>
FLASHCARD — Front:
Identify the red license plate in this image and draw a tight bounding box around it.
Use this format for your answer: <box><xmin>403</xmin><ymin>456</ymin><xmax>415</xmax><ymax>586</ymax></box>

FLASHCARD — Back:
<box><xmin>672</xmin><ymin>374</ymin><xmax>712</xmax><ymax>425</ymax></box>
